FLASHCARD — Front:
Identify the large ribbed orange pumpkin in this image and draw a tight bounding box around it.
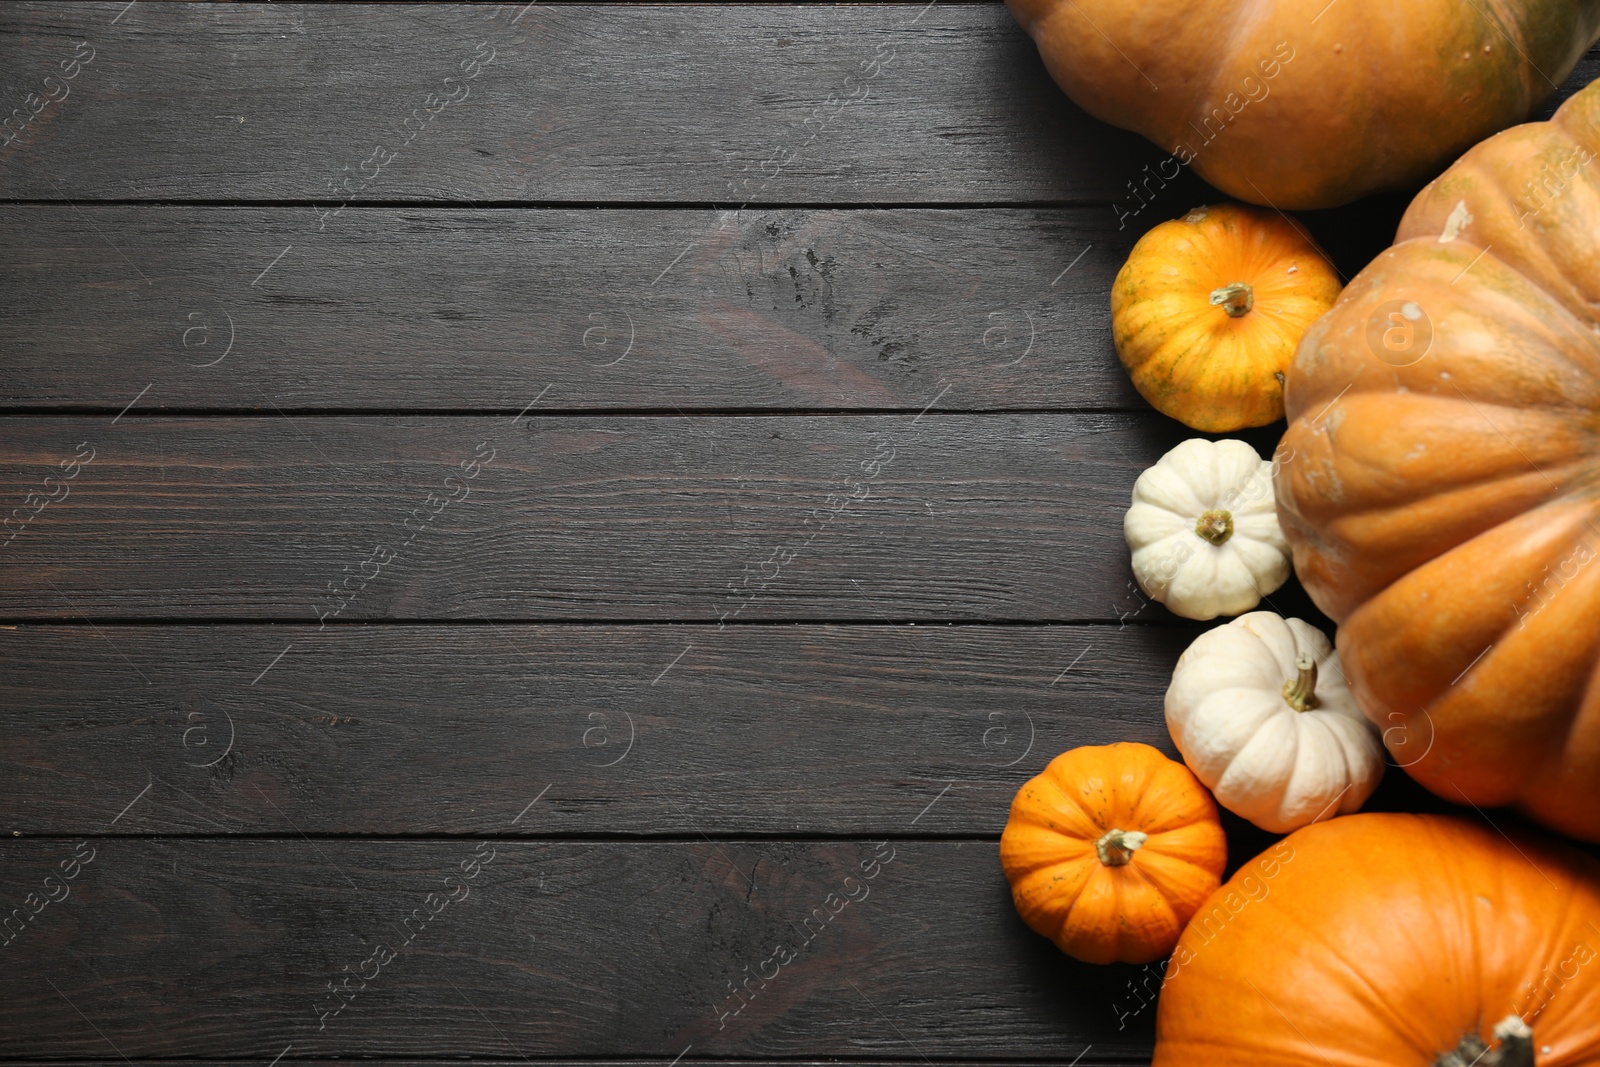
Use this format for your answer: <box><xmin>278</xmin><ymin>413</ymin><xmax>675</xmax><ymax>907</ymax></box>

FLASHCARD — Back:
<box><xmin>1153</xmin><ymin>813</ymin><xmax>1600</xmax><ymax>1066</ymax></box>
<box><xmin>1277</xmin><ymin>80</ymin><xmax>1600</xmax><ymax>842</ymax></box>
<box><xmin>999</xmin><ymin>742</ymin><xmax>1226</xmax><ymax>965</ymax></box>
<box><xmin>1005</xmin><ymin>0</ymin><xmax>1600</xmax><ymax>209</ymax></box>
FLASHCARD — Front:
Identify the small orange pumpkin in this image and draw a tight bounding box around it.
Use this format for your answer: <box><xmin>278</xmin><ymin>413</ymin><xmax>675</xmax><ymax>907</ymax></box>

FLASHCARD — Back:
<box><xmin>1154</xmin><ymin>813</ymin><xmax>1600</xmax><ymax>1065</ymax></box>
<box><xmin>999</xmin><ymin>742</ymin><xmax>1226</xmax><ymax>965</ymax></box>
<box><xmin>1111</xmin><ymin>204</ymin><xmax>1341</xmax><ymax>432</ymax></box>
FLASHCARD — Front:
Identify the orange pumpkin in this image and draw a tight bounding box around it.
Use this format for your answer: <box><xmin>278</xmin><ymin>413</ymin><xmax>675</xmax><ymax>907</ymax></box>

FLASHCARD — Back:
<box><xmin>1111</xmin><ymin>204</ymin><xmax>1341</xmax><ymax>432</ymax></box>
<box><xmin>1005</xmin><ymin>0</ymin><xmax>1600</xmax><ymax>209</ymax></box>
<box><xmin>999</xmin><ymin>742</ymin><xmax>1226</xmax><ymax>965</ymax></box>
<box><xmin>1153</xmin><ymin>813</ymin><xmax>1600</xmax><ymax>1065</ymax></box>
<box><xmin>1276</xmin><ymin>79</ymin><xmax>1600</xmax><ymax>842</ymax></box>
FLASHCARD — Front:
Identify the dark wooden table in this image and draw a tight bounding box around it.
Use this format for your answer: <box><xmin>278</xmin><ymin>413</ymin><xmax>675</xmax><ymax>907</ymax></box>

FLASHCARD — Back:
<box><xmin>2</xmin><ymin>4</ymin><xmax>1596</xmax><ymax>1065</ymax></box>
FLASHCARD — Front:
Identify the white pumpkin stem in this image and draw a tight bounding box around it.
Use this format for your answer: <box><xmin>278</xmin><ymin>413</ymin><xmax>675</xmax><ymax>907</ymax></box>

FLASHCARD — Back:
<box><xmin>1433</xmin><ymin>1015</ymin><xmax>1533</xmax><ymax>1067</ymax></box>
<box><xmin>1194</xmin><ymin>508</ymin><xmax>1234</xmax><ymax>546</ymax></box>
<box><xmin>1209</xmin><ymin>281</ymin><xmax>1254</xmax><ymax>318</ymax></box>
<box><xmin>1282</xmin><ymin>654</ymin><xmax>1319</xmax><ymax>712</ymax></box>
<box><xmin>1095</xmin><ymin>828</ymin><xmax>1148</xmax><ymax>867</ymax></box>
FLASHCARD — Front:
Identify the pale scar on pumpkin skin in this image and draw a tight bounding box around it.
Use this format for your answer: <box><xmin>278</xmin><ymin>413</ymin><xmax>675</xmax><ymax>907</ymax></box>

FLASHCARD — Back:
<box><xmin>1294</xmin><ymin>342</ymin><xmax>1329</xmax><ymax>375</ymax></box>
<box><xmin>1439</xmin><ymin>200</ymin><xmax>1474</xmax><ymax>242</ymax></box>
<box><xmin>1296</xmin><ymin>415</ymin><xmax>1347</xmax><ymax>503</ymax></box>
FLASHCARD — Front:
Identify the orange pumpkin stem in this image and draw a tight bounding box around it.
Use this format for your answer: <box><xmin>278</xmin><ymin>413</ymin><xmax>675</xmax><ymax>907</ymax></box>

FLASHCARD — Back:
<box><xmin>1208</xmin><ymin>281</ymin><xmax>1254</xmax><ymax>318</ymax></box>
<box><xmin>1194</xmin><ymin>509</ymin><xmax>1234</xmax><ymax>546</ymax></box>
<box><xmin>1433</xmin><ymin>1015</ymin><xmax>1533</xmax><ymax>1067</ymax></box>
<box><xmin>1094</xmin><ymin>828</ymin><xmax>1148</xmax><ymax>867</ymax></box>
<box><xmin>1282</xmin><ymin>654</ymin><xmax>1319</xmax><ymax>712</ymax></box>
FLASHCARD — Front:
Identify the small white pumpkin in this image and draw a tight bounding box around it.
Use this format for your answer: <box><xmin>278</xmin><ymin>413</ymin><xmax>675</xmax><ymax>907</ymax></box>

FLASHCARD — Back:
<box><xmin>1165</xmin><ymin>612</ymin><xmax>1384</xmax><ymax>834</ymax></box>
<box><xmin>1124</xmin><ymin>438</ymin><xmax>1289</xmax><ymax>621</ymax></box>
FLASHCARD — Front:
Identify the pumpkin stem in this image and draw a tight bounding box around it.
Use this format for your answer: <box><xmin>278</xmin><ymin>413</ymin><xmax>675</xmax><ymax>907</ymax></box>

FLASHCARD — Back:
<box><xmin>1282</xmin><ymin>654</ymin><xmax>1319</xmax><ymax>712</ymax></box>
<box><xmin>1209</xmin><ymin>281</ymin><xmax>1254</xmax><ymax>318</ymax></box>
<box><xmin>1095</xmin><ymin>828</ymin><xmax>1148</xmax><ymax>867</ymax></box>
<box><xmin>1433</xmin><ymin>1015</ymin><xmax>1533</xmax><ymax>1067</ymax></box>
<box><xmin>1194</xmin><ymin>509</ymin><xmax>1234</xmax><ymax>546</ymax></box>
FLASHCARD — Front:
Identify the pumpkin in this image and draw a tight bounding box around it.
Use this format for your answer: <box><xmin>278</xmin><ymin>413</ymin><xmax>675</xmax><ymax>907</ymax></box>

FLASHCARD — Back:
<box><xmin>1276</xmin><ymin>79</ymin><xmax>1600</xmax><ymax>842</ymax></box>
<box><xmin>1005</xmin><ymin>0</ymin><xmax>1600</xmax><ymax>209</ymax></box>
<box><xmin>999</xmin><ymin>741</ymin><xmax>1226</xmax><ymax>965</ymax></box>
<box><xmin>1165</xmin><ymin>612</ymin><xmax>1383</xmax><ymax>833</ymax></box>
<box><xmin>1153</xmin><ymin>813</ymin><xmax>1600</xmax><ymax>1066</ymax></box>
<box><xmin>1125</xmin><ymin>437</ymin><xmax>1290</xmax><ymax>621</ymax></box>
<box><xmin>1111</xmin><ymin>204</ymin><xmax>1341</xmax><ymax>432</ymax></box>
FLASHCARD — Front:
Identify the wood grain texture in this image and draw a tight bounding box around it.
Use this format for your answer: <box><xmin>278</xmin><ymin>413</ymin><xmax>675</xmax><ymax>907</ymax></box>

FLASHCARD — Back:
<box><xmin>0</xmin><ymin>3</ymin><xmax>1162</xmax><ymax>202</ymax></box>
<box><xmin>0</xmin><ymin>206</ymin><xmax>1140</xmax><ymax>412</ymax></box>
<box><xmin>8</xmin><ymin>9</ymin><xmax>1590</xmax><ymax>1067</ymax></box>
<box><xmin>0</xmin><ymin>622</ymin><xmax>1194</xmax><ymax>836</ymax></box>
<box><xmin>0</xmin><ymin>838</ymin><xmax>1160</xmax><ymax>1059</ymax></box>
<box><xmin>0</xmin><ymin>413</ymin><xmax>1282</xmax><ymax>621</ymax></box>
<box><xmin>2</xmin><ymin>6</ymin><xmax>1594</xmax><ymax>206</ymax></box>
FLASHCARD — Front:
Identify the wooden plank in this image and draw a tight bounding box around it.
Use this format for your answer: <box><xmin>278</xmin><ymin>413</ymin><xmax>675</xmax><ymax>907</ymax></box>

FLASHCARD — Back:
<box><xmin>0</xmin><ymin>622</ymin><xmax>1194</xmax><ymax>836</ymax></box>
<box><xmin>2</xmin><ymin>6</ymin><xmax>1594</xmax><ymax>205</ymax></box>
<box><xmin>0</xmin><ymin>837</ymin><xmax>1160</xmax><ymax>1059</ymax></box>
<box><xmin>0</xmin><ymin>206</ymin><xmax>1140</xmax><ymax>412</ymax></box>
<box><xmin>0</xmin><ymin>3</ymin><xmax>1162</xmax><ymax>203</ymax></box>
<box><xmin>0</xmin><ymin>413</ymin><xmax>1247</xmax><ymax>621</ymax></box>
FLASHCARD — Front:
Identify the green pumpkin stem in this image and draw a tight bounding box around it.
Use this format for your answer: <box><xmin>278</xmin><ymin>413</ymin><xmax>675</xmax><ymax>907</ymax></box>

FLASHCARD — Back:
<box><xmin>1209</xmin><ymin>281</ymin><xmax>1254</xmax><ymax>318</ymax></box>
<box><xmin>1194</xmin><ymin>509</ymin><xmax>1234</xmax><ymax>546</ymax></box>
<box><xmin>1282</xmin><ymin>654</ymin><xmax>1319</xmax><ymax>712</ymax></box>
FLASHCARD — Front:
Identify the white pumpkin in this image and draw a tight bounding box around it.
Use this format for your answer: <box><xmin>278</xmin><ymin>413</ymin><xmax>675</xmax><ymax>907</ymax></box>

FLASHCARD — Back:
<box><xmin>1124</xmin><ymin>438</ymin><xmax>1288</xmax><ymax>621</ymax></box>
<box><xmin>1165</xmin><ymin>612</ymin><xmax>1384</xmax><ymax>834</ymax></box>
